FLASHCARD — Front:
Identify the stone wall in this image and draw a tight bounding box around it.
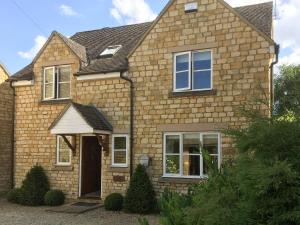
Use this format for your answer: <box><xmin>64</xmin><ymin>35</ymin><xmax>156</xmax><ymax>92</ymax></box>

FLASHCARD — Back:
<box><xmin>0</xmin><ymin>79</ymin><xmax>13</xmax><ymax>192</ymax></box>
<box><xmin>13</xmin><ymin>0</ymin><xmax>274</xmax><ymax>199</ymax></box>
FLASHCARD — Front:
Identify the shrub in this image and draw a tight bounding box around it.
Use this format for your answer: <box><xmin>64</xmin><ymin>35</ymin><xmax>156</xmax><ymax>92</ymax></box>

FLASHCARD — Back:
<box><xmin>44</xmin><ymin>190</ymin><xmax>65</xmax><ymax>206</ymax></box>
<box><xmin>124</xmin><ymin>164</ymin><xmax>156</xmax><ymax>214</ymax></box>
<box><xmin>19</xmin><ymin>165</ymin><xmax>50</xmax><ymax>206</ymax></box>
<box><xmin>6</xmin><ymin>188</ymin><xmax>22</xmax><ymax>204</ymax></box>
<box><xmin>104</xmin><ymin>193</ymin><xmax>123</xmax><ymax>211</ymax></box>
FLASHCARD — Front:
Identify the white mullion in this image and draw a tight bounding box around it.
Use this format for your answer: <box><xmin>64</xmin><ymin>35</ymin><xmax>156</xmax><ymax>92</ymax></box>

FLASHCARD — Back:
<box><xmin>56</xmin><ymin>67</ymin><xmax>59</xmax><ymax>99</ymax></box>
<box><xmin>200</xmin><ymin>133</ymin><xmax>203</xmax><ymax>177</ymax></box>
<box><xmin>180</xmin><ymin>133</ymin><xmax>183</xmax><ymax>177</ymax></box>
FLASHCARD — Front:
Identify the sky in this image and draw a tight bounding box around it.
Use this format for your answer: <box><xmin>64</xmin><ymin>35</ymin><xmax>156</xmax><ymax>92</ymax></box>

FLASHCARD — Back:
<box><xmin>0</xmin><ymin>0</ymin><xmax>297</xmax><ymax>75</ymax></box>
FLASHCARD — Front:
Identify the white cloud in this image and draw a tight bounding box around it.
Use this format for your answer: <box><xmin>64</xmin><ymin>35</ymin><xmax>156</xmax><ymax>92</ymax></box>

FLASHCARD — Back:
<box><xmin>110</xmin><ymin>0</ymin><xmax>157</xmax><ymax>24</ymax></box>
<box><xmin>18</xmin><ymin>35</ymin><xmax>47</xmax><ymax>60</ymax></box>
<box><xmin>59</xmin><ymin>4</ymin><xmax>80</xmax><ymax>17</ymax></box>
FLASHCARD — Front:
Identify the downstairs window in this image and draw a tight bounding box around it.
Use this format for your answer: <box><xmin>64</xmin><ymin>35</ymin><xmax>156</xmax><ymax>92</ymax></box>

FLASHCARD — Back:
<box><xmin>163</xmin><ymin>132</ymin><xmax>221</xmax><ymax>178</ymax></box>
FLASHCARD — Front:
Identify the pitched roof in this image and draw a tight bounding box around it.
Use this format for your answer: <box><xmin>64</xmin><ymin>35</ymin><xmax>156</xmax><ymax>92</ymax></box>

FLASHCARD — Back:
<box><xmin>0</xmin><ymin>62</ymin><xmax>10</xmax><ymax>77</ymax></box>
<box><xmin>235</xmin><ymin>2</ymin><xmax>273</xmax><ymax>37</ymax></box>
<box><xmin>10</xmin><ymin>2</ymin><xmax>273</xmax><ymax>81</ymax></box>
<box><xmin>49</xmin><ymin>102</ymin><xmax>113</xmax><ymax>132</ymax></box>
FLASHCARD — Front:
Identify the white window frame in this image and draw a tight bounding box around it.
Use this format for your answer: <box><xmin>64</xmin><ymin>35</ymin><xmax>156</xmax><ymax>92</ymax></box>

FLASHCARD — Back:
<box><xmin>174</xmin><ymin>52</ymin><xmax>191</xmax><ymax>92</ymax></box>
<box><xmin>43</xmin><ymin>65</ymin><xmax>71</xmax><ymax>100</ymax></box>
<box><xmin>56</xmin><ymin>136</ymin><xmax>72</xmax><ymax>166</ymax></box>
<box><xmin>163</xmin><ymin>132</ymin><xmax>221</xmax><ymax>178</ymax></box>
<box><xmin>43</xmin><ymin>66</ymin><xmax>55</xmax><ymax>100</ymax></box>
<box><xmin>112</xmin><ymin>134</ymin><xmax>129</xmax><ymax>167</ymax></box>
<box><xmin>56</xmin><ymin>65</ymin><xmax>71</xmax><ymax>100</ymax></box>
<box><xmin>192</xmin><ymin>50</ymin><xmax>213</xmax><ymax>91</ymax></box>
<box><xmin>173</xmin><ymin>50</ymin><xmax>213</xmax><ymax>92</ymax></box>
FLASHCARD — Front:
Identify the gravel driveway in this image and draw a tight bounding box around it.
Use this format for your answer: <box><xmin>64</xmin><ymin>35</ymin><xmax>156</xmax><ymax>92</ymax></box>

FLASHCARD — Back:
<box><xmin>0</xmin><ymin>198</ymin><xmax>160</xmax><ymax>225</ymax></box>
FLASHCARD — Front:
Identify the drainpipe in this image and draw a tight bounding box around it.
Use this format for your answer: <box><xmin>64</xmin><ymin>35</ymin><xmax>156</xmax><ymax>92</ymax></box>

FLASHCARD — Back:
<box><xmin>9</xmin><ymin>80</ymin><xmax>16</xmax><ymax>189</ymax></box>
<box><xmin>270</xmin><ymin>44</ymin><xmax>280</xmax><ymax>115</ymax></box>
<box><xmin>120</xmin><ymin>71</ymin><xmax>134</xmax><ymax>177</ymax></box>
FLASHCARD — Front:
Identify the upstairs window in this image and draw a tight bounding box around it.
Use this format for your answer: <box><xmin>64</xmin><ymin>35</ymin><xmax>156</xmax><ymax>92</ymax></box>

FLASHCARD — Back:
<box><xmin>43</xmin><ymin>65</ymin><xmax>71</xmax><ymax>100</ymax></box>
<box><xmin>100</xmin><ymin>45</ymin><xmax>122</xmax><ymax>58</ymax></box>
<box><xmin>174</xmin><ymin>50</ymin><xmax>212</xmax><ymax>92</ymax></box>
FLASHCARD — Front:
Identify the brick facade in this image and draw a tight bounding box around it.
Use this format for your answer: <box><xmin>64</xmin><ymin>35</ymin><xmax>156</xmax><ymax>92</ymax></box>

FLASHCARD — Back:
<box><xmin>13</xmin><ymin>0</ymin><xmax>274</xmax><ymax>199</ymax></box>
<box><xmin>0</xmin><ymin>66</ymin><xmax>13</xmax><ymax>192</ymax></box>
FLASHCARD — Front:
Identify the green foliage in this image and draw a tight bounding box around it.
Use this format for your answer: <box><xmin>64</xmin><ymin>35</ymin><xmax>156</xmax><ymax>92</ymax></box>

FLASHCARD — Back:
<box><xmin>44</xmin><ymin>190</ymin><xmax>65</xmax><ymax>206</ymax></box>
<box><xmin>138</xmin><ymin>217</ymin><xmax>150</xmax><ymax>225</ymax></box>
<box><xmin>6</xmin><ymin>188</ymin><xmax>22</xmax><ymax>204</ymax></box>
<box><xmin>159</xmin><ymin>113</ymin><xmax>300</xmax><ymax>225</ymax></box>
<box><xmin>274</xmin><ymin>65</ymin><xmax>300</xmax><ymax>115</ymax></box>
<box><xmin>104</xmin><ymin>193</ymin><xmax>124</xmax><ymax>211</ymax></box>
<box><xmin>124</xmin><ymin>164</ymin><xmax>156</xmax><ymax>214</ymax></box>
<box><xmin>19</xmin><ymin>165</ymin><xmax>50</xmax><ymax>206</ymax></box>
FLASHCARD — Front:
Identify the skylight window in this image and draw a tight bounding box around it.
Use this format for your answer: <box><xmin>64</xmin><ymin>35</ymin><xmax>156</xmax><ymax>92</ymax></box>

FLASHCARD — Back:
<box><xmin>99</xmin><ymin>45</ymin><xmax>122</xmax><ymax>58</ymax></box>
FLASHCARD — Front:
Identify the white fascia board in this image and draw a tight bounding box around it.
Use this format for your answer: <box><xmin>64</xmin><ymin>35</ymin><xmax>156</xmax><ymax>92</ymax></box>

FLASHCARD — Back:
<box><xmin>76</xmin><ymin>72</ymin><xmax>121</xmax><ymax>81</ymax></box>
<box><xmin>12</xmin><ymin>80</ymin><xmax>34</xmax><ymax>87</ymax></box>
<box><xmin>93</xmin><ymin>129</ymin><xmax>112</xmax><ymax>135</ymax></box>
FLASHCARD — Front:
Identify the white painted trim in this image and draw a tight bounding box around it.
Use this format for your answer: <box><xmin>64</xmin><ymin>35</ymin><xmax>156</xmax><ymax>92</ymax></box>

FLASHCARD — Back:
<box><xmin>111</xmin><ymin>134</ymin><xmax>129</xmax><ymax>168</ymax></box>
<box><xmin>56</xmin><ymin>136</ymin><xmax>72</xmax><ymax>166</ymax></box>
<box><xmin>43</xmin><ymin>66</ymin><xmax>55</xmax><ymax>100</ymax></box>
<box><xmin>12</xmin><ymin>80</ymin><xmax>34</xmax><ymax>87</ymax></box>
<box><xmin>76</xmin><ymin>72</ymin><xmax>121</xmax><ymax>81</ymax></box>
<box><xmin>163</xmin><ymin>132</ymin><xmax>221</xmax><ymax>178</ymax></box>
<box><xmin>173</xmin><ymin>49</ymin><xmax>213</xmax><ymax>92</ymax></box>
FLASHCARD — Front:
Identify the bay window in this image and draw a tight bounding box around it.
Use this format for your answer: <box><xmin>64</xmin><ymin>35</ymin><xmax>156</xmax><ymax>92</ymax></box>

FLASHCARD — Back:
<box><xmin>174</xmin><ymin>50</ymin><xmax>212</xmax><ymax>92</ymax></box>
<box><xmin>43</xmin><ymin>65</ymin><xmax>71</xmax><ymax>100</ymax></box>
<box><xmin>164</xmin><ymin>132</ymin><xmax>221</xmax><ymax>178</ymax></box>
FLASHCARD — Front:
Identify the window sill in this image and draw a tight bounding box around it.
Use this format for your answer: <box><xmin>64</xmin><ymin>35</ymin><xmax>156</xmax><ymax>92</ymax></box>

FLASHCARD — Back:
<box><xmin>39</xmin><ymin>99</ymin><xmax>72</xmax><ymax>105</ymax></box>
<box><xmin>52</xmin><ymin>165</ymin><xmax>73</xmax><ymax>171</ymax></box>
<box><xmin>169</xmin><ymin>89</ymin><xmax>217</xmax><ymax>98</ymax></box>
<box><xmin>158</xmin><ymin>177</ymin><xmax>207</xmax><ymax>184</ymax></box>
<box><xmin>108</xmin><ymin>167</ymin><xmax>130</xmax><ymax>173</ymax></box>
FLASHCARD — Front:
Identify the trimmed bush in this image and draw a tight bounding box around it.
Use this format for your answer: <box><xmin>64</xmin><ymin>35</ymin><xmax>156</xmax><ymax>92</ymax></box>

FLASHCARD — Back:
<box><xmin>44</xmin><ymin>190</ymin><xmax>65</xmax><ymax>206</ymax></box>
<box><xmin>124</xmin><ymin>164</ymin><xmax>156</xmax><ymax>214</ymax></box>
<box><xmin>104</xmin><ymin>193</ymin><xmax>124</xmax><ymax>211</ymax></box>
<box><xmin>6</xmin><ymin>188</ymin><xmax>22</xmax><ymax>204</ymax></box>
<box><xmin>19</xmin><ymin>165</ymin><xmax>50</xmax><ymax>206</ymax></box>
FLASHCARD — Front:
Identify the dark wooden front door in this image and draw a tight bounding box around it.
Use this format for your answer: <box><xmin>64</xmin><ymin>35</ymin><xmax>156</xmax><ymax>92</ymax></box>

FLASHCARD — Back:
<box><xmin>81</xmin><ymin>136</ymin><xmax>101</xmax><ymax>196</ymax></box>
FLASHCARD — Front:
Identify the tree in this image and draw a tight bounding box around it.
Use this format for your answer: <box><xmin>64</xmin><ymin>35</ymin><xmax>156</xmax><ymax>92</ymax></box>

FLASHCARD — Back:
<box><xmin>274</xmin><ymin>65</ymin><xmax>300</xmax><ymax>115</ymax></box>
<box><xmin>124</xmin><ymin>164</ymin><xmax>156</xmax><ymax>214</ymax></box>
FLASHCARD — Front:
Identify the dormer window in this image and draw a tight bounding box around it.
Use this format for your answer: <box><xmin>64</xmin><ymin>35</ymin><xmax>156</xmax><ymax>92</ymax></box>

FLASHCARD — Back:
<box><xmin>43</xmin><ymin>65</ymin><xmax>71</xmax><ymax>100</ymax></box>
<box><xmin>99</xmin><ymin>45</ymin><xmax>122</xmax><ymax>58</ymax></box>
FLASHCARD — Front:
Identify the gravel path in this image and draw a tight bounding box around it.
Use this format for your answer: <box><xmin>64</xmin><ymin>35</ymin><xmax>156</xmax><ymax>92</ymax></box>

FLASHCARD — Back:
<box><xmin>0</xmin><ymin>198</ymin><xmax>160</xmax><ymax>225</ymax></box>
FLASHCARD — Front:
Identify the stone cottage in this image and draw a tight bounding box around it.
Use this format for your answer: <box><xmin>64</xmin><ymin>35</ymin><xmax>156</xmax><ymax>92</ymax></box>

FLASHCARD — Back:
<box><xmin>0</xmin><ymin>63</ymin><xmax>13</xmax><ymax>192</ymax></box>
<box><xmin>8</xmin><ymin>0</ymin><xmax>278</xmax><ymax>199</ymax></box>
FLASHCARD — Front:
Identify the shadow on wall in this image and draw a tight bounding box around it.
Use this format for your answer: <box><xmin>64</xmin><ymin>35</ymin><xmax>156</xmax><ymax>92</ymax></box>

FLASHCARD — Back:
<box><xmin>0</xmin><ymin>82</ymin><xmax>13</xmax><ymax>192</ymax></box>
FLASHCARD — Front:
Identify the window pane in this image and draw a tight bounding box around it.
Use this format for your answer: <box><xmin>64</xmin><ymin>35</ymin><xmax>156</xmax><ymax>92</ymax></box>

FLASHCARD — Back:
<box><xmin>193</xmin><ymin>70</ymin><xmax>211</xmax><ymax>90</ymax></box>
<box><xmin>176</xmin><ymin>54</ymin><xmax>189</xmax><ymax>71</ymax></box>
<box><xmin>203</xmin><ymin>134</ymin><xmax>219</xmax><ymax>154</ymax></box>
<box><xmin>183</xmin><ymin>155</ymin><xmax>200</xmax><ymax>176</ymax></box>
<box><xmin>193</xmin><ymin>51</ymin><xmax>211</xmax><ymax>70</ymax></box>
<box><xmin>45</xmin><ymin>68</ymin><xmax>53</xmax><ymax>83</ymax></box>
<box><xmin>58</xmin><ymin>83</ymin><xmax>70</xmax><ymax>99</ymax></box>
<box><xmin>58</xmin><ymin>66</ymin><xmax>71</xmax><ymax>82</ymax></box>
<box><xmin>114</xmin><ymin>151</ymin><xmax>126</xmax><ymax>164</ymax></box>
<box><xmin>176</xmin><ymin>71</ymin><xmax>189</xmax><ymax>89</ymax></box>
<box><xmin>45</xmin><ymin>84</ymin><xmax>53</xmax><ymax>99</ymax></box>
<box><xmin>183</xmin><ymin>133</ymin><xmax>200</xmax><ymax>154</ymax></box>
<box><xmin>203</xmin><ymin>155</ymin><xmax>218</xmax><ymax>175</ymax></box>
<box><xmin>114</xmin><ymin>137</ymin><xmax>126</xmax><ymax>150</ymax></box>
<box><xmin>59</xmin><ymin>149</ymin><xmax>70</xmax><ymax>163</ymax></box>
<box><xmin>166</xmin><ymin>155</ymin><xmax>180</xmax><ymax>174</ymax></box>
<box><xmin>166</xmin><ymin>135</ymin><xmax>180</xmax><ymax>154</ymax></box>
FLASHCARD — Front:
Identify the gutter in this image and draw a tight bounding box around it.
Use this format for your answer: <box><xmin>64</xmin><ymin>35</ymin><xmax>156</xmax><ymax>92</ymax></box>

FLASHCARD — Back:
<box><xmin>8</xmin><ymin>81</ymin><xmax>16</xmax><ymax>189</ymax></box>
<box><xmin>270</xmin><ymin>44</ymin><xmax>280</xmax><ymax>115</ymax></box>
<box><xmin>120</xmin><ymin>72</ymin><xmax>134</xmax><ymax>177</ymax></box>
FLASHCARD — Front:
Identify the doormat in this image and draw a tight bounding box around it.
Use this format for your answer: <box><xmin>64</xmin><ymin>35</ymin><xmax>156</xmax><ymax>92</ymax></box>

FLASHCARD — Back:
<box><xmin>46</xmin><ymin>202</ymin><xmax>103</xmax><ymax>214</ymax></box>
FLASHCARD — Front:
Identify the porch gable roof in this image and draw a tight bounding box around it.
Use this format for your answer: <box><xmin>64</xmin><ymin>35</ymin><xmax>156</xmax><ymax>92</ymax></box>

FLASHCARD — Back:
<box><xmin>49</xmin><ymin>102</ymin><xmax>113</xmax><ymax>135</ymax></box>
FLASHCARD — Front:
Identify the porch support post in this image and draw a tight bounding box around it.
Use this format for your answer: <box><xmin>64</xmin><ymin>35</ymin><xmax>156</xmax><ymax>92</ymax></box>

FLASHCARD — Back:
<box><xmin>60</xmin><ymin>135</ymin><xmax>76</xmax><ymax>156</ymax></box>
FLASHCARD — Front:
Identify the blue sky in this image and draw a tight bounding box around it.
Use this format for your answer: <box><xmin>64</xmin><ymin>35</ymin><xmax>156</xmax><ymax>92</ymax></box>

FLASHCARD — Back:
<box><xmin>0</xmin><ymin>0</ymin><xmax>297</xmax><ymax>75</ymax></box>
